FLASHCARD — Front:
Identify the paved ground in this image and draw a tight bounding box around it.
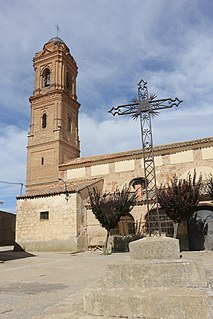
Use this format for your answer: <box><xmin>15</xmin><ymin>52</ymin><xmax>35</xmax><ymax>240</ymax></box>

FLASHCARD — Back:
<box><xmin>0</xmin><ymin>247</ymin><xmax>213</xmax><ymax>319</ymax></box>
<box><xmin>0</xmin><ymin>247</ymin><xmax>129</xmax><ymax>319</ymax></box>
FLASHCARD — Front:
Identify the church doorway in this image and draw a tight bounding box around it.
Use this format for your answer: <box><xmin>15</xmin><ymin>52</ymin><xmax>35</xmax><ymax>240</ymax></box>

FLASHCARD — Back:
<box><xmin>111</xmin><ymin>213</ymin><xmax>140</xmax><ymax>252</ymax></box>
<box><xmin>188</xmin><ymin>206</ymin><xmax>213</xmax><ymax>251</ymax></box>
<box><xmin>111</xmin><ymin>213</ymin><xmax>135</xmax><ymax>236</ymax></box>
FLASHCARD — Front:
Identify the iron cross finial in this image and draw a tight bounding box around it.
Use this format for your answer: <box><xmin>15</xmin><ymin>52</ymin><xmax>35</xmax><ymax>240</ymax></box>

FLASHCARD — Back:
<box><xmin>55</xmin><ymin>24</ymin><xmax>61</xmax><ymax>37</ymax></box>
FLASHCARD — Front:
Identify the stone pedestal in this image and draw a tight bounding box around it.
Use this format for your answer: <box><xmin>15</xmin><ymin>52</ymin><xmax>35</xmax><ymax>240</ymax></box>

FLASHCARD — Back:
<box><xmin>83</xmin><ymin>237</ymin><xmax>213</xmax><ymax>319</ymax></box>
<box><xmin>129</xmin><ymin>236</ymin><xmax>180</xmax><ymax>260</ymax></box>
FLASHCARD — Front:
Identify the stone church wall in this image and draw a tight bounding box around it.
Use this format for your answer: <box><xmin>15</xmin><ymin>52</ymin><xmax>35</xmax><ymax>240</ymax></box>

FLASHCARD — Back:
<box><xmin>64</xmin><ymin>143</ymin><xmax>213</xmax><ymax>247</ymax></box>
<box><xmin>17</xmin><ymin>142</ymin><xmax>213</xmax><ymax>252</ymax></box>
<box><xmin>16</xmin><ymin>193</ymin><xmax>78</xmax><ymax>251</ymax></box>
<box><xmin>76</xmin><ymin>189</ymin><xmax>90</xmax><ymax>252</ymax></box>
<box><xmin>65</xmin><ymin>146</ymin><xmax>213</xmax><ymax>192</ymax></box>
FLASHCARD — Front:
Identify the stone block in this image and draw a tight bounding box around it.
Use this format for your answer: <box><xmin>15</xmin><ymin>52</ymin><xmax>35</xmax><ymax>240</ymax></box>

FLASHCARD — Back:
<box><xmin>129</xmin><ymin>236</ymin><xmax>180</xmax><ymax>260</ymax></box>
<box><xmin>105</xmin><ymin>259</ymin><xmax>207</xmax><ymax>288</ymax></box>
<box><xmin>84</xmin><ymin>286</ymin><xmax>211</xmax><ymax>319</ymax></box>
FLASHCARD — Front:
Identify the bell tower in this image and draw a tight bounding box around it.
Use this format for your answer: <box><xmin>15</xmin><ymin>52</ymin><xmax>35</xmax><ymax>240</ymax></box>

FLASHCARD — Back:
<box><xmin>26</xmin><ymin>37</ymin><xmax>80</xmax><ymax>191</ymax></box>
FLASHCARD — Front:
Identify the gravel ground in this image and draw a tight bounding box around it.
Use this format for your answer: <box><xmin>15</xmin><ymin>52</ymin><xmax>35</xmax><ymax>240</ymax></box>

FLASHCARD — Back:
<box><xmin>0</xmin><ymin>247</ymin><xmax>212</xmax><ymax>319</ymax></box>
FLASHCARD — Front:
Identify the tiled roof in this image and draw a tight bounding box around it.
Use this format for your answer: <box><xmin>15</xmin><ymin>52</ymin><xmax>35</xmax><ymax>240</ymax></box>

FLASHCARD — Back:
<box><xmin>60</xmin><ymin>136</ymin><xmax>213</xmax><ymax>167</ymax></box>
<box><xmin>17</xmin><ymin>178</ymin><xmax>103</xmax><ymax>200</ymax></box>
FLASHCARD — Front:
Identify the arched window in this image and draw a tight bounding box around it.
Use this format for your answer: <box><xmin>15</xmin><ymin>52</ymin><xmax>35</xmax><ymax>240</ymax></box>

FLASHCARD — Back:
<box><xmin>42</xmin><ymin>113</ymin><xmax>47</xmax><ymax>129</ymax></box>
<box><xmin>188</xmin><ymin>206</ymin><xmax>213</xmax><ymax>251</ymax></box>
<box><xmin>129</xmin><ymin>177</ymin><xmax>146</xmax><ymax>198</ymax></box>
<box><xmin>111</xmin><ymin>214</ymin><xmax>135</xmax><ymax>236</ymax></box>
<box><xmin>43</xmin><ymin>68</ymin><xmax>50</xmax><ymax>87</ymax></box>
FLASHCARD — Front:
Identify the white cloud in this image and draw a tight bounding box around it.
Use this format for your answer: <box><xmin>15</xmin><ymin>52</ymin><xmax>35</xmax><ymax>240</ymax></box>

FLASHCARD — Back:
<box><xmin>80</xmin><ymin>101</ymin><xmax>212</xmax><ymax>157</ymax></box>
<box><xmin>79</xmin><ymin>113</ymin><xmax>141</xmax><ymax>156</ymax></box>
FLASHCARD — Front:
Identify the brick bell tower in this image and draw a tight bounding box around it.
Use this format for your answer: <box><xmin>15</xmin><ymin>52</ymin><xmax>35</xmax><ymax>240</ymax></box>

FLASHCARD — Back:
<box><xmin>26</xmin><ymin>37</ymin><xmax>80</xmax><ymax>191</ymax></box>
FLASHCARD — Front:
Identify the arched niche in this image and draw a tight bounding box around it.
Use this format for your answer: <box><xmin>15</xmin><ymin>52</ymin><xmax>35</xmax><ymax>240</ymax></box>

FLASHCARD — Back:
<box><xmin>129</xmin><ymin>177</ymin><xmax>146</xmax><ymax>198</ymax></box>
<box><xmin>42</xmin><ymin>68</ymin><xmax>50</xmax><ymax>88</ymax></box>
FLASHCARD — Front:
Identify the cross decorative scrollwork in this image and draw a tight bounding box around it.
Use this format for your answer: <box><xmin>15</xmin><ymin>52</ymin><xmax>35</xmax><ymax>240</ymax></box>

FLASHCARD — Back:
<box><xmin>109</xmin><ymin>79</ymin><xmax>183</xmax><ymax>235</ymax></box>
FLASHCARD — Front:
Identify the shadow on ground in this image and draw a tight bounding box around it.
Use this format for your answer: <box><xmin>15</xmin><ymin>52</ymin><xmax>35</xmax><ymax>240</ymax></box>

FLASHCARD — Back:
<box><xmin>0</xmin><ymin>245</ymin><xmax>35</xmax><ymax>262</ymax></box>
<box><xmin>0</xmin><ymin>250</ymin><xmax>35</xmax><ymax>262</ymax></box>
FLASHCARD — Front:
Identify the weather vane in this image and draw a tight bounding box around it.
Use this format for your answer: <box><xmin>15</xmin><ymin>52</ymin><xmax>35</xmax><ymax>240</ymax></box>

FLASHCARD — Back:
<box><xmin>55</xmin><ymin>24</ymin><xmax>61</xmax><ymax>37</ymax></box>
<box><xmin>109</xmin><ymin>79</ymin><xmax>183</xmax><ymax>236</ymax></box>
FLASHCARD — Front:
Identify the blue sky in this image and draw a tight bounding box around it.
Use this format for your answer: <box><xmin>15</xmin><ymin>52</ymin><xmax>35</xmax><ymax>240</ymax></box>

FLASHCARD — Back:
<box><xmin>0</xmin><ymin>0</ymin><xmax>213</xmax><ymax>213</ymax></box>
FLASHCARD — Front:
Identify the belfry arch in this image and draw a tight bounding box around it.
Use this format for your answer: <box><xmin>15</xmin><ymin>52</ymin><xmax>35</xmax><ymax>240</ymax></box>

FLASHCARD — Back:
<box><xmin>42</xmin><ymin>68</ymin><xmax>50</xmax><ymax>88</ymax></box>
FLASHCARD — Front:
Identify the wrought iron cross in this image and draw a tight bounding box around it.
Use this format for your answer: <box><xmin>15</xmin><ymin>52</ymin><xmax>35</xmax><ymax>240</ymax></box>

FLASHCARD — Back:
<box><xmin>109</xmin><ymin>79</ymin><xmax>183</xmax><ymax>235</ymax></box>
<box><xmin>55</xmin><ymin>24</ymin><xmax>61</xmax><ymax>37</ymax></box>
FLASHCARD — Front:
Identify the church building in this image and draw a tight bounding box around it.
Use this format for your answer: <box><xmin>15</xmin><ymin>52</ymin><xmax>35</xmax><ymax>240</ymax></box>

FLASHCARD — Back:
<box><xmin>16</xmin><ymin>37</ymin><xmax>213</xmax><ymax>252</ymax></box>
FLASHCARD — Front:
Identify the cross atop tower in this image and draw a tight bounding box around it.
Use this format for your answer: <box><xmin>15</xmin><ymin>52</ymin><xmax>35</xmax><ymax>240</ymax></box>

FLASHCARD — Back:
<box><xmin>55</xmin><ymin>24</ymin><xmax>61</xmax><ymax>37</ymax></box>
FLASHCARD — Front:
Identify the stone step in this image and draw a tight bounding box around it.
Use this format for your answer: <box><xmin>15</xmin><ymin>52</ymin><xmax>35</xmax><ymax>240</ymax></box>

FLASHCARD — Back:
<box><xmin>129</xmin><ymin>237</ymin><xmax>180</xmax><ymax>260</ymax></box>
<box><xmin>105</xmin><ymin>259</ymin><xmax>207</xmax><ymax>288</ymax></box>
<box><xmin>84</xmin><ymin>286</ymin><xmax>212</xmax><ymax>319</ymax></box>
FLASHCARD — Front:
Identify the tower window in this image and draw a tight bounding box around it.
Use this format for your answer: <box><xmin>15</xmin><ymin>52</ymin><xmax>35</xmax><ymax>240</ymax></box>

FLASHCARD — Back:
<box><xmin>67</xmin><ymin>115</ymin><xmax>72</xmax><ymax>132</ymax></box>
<box><xmin>41</xmin><ymin>157</ymin><xmax>44</xmax><ymax>165</ymax></box>
<box><xmin>42</xmin><ymin>113</ymin><xmax>47</xmax><ymax>129</ymax></box>
<box><xmin>66</xmin><ymin>72</ymin><xmax>71</xmax><ymax>90</ymax></box>
<box><xmin>43</xmin><ymin>68</ymin><xmax>50</xmax><ymax>87</ymax></box>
